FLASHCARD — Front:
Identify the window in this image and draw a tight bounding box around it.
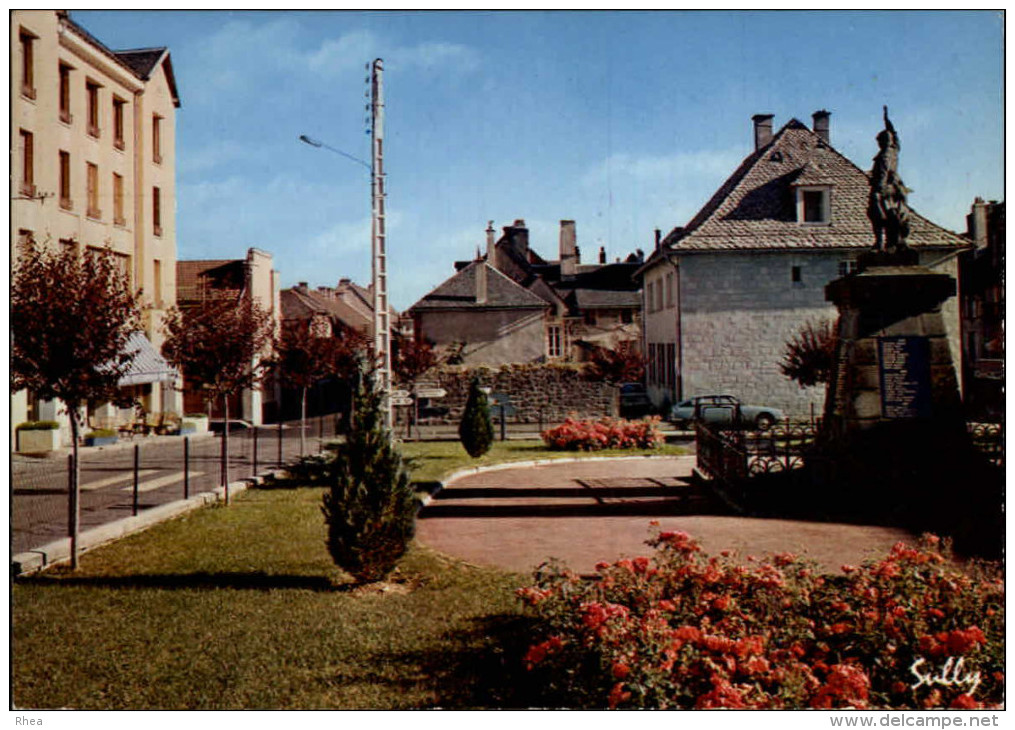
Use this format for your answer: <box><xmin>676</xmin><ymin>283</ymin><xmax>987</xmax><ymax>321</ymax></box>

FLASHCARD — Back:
<box><xmin>60</xmin><ymin>238</ymin><xmax>78</xmax><ymax>255</ymax></box>
<box><xmin>113</xmin><ymin>173</ymin><xmax>125</xmax><ymax>226</ymax></box>
<box><xmin>20</xmin><ymin>30</ymin><xmax>36</xmax><ymax>99</ymax></box>
<box><xmin>59</xmin><ymin>151</ymin><xmax>72</xmax><ymax>210</ymax></box>
<box><xmin>584</xmin><ymin>310</ymin><xmax>597</xmax><ymax>326</ymax></box>
<box><xmin>620</xmin><ymin>309</ymin><xmax>633</xmax><ymax>325</ymax></box>
<box><xmin>59</xmin><ymin>63</ymin><xmax>73</xmax><ymax>124</ymax></box>
<box><xmin>665</xmin><ymin>272</ymin><xmax>674</xmax><ymax>308</ymax></box>
<box><xmin>665</xmin><ymin>343</ymin><xmax>676</xmax><ymax>396</ymax></box>
<box><xmin>112</xmin><ymin>97</ymin><xmax>126</xmax><ymax>149</ymax></box>
<box><xmin>647</xmin><ymin>343</ymin><xmax>658</xmax><ymax>386</ymax></box>
<box><xmin>646</xmin><ymin>282</ymin><xmax>655</xmax><ymax>313</ymax></box>
<box><xmin>19</xmin><ymin>130</ymin><xmax>34</xmax><ymax>197</ymax></box>
<box><xmin>86</xmin><ymin>80</ymin><xmax>101</xmax><ymax>137</ymax></box>
<box><xmin>547</xmin><ymin>324</ymin><xmax>562</xmax><ymax>358</ymax></box>
<box><xmin>87</xmin><ymin>163</ymin><xmax>101</xmax><ymax>219</ymax></box>
<box><xmin>152</xmin><ymin>186</ymin><xmax>162</xmax><ymax>236</ymax></box>
<box><xmin>791</xmin><ymin>266</ymin><xmax>802</xmax><ymax>284</ymax></box>
<box><xmin>796</xmin><ymin>186</ymin><xmax>831</xmax><ymax>225</ymax></box>
<box><xmin>153</xmin><ymin>259</ymin><xmax>163</xmax><ymax>307</ymax></box>
<box><xmin>838</xmin><ymin>259</ymin><xmax>858</xmax><ymax>277</ymax></box>
<box><xmin>152</xmin><ymin>114</ymin><xmax>163</xmax><ymax>164</ymax></box>
<box><xmin>655</xmin><ymin>278</ymin><xmax>664</xmax><ymax>312</ymax></box>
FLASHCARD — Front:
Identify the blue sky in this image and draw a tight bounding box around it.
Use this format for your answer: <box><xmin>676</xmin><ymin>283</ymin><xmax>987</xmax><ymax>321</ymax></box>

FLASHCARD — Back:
<box><xmin>74</xmin><ymin>10</ymin><xmax>1004</xmax><ymax>311</ymax></box>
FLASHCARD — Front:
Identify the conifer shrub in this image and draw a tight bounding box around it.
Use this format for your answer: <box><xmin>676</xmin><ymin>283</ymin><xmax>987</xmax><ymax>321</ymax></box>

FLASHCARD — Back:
<box><xmin>458</xmin><ymin>377</ymin><xmax>494</xmax><ymax>458</ymax></box>
<box><xmin>321</xmin><ymin>371</ymin><xmax>416</xmax><ymax>584</ymax></box>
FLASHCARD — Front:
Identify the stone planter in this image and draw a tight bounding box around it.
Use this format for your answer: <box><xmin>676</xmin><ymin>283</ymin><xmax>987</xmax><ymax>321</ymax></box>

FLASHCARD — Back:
<box><xmin>17</xmin><ymin>427</ymin><xmax>61</xmax><ymax>453</ymax></box>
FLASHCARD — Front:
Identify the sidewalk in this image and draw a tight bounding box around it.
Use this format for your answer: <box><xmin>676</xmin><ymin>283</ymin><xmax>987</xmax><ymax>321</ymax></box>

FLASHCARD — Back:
<box><xmin>416</xmin><ymin>456</ymin><xmax>916</xmax><ymax>575</ymax></box>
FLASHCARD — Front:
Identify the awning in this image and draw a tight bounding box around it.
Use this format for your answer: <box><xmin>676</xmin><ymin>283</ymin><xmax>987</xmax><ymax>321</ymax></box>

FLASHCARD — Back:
<box><xmin>118</xmin><ymin>332</ymin><xmax>179</xmax><ymax>386</ymax></box>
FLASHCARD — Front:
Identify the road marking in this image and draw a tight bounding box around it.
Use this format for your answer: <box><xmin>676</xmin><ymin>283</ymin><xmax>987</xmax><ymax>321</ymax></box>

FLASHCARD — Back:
<box><xmin>121</xmin><ymin>471</ymin><xmax>205</xmax><ymax>493</ymax></box>
<box><xmin>81</xmin><ymin>470</ymin><xmax>158</xmax><ymax>491</ymax></box>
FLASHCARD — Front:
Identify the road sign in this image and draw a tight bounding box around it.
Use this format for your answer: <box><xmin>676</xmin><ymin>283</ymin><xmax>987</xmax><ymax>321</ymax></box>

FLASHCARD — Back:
<box><xmin>415</xmin><ymin>388</ymin><xmax>447</xmax><ymax>399</ymax></box>
<box><xmin>391</xmin><ymin>389</ymin><xmax>410</xmax><ymax>399</ymax></box>
<box><xmin>390</xmin><ymin>396</ymin><xmax>413</xmax><ymax>407</ymax></box>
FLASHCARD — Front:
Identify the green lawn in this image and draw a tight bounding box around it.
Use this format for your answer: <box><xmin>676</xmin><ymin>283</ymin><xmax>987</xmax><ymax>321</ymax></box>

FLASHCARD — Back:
<box><xmin>12</xmin><ymin>439</ymin><xmax>685</xmax><ymax>709</ymax></box>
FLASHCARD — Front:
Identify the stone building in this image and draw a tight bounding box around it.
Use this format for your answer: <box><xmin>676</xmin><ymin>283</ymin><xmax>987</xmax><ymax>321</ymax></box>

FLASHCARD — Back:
<box><xmin>11</xmin><ymin>10</ymin><xmax>181</xmax><ymax>443</ymax></box>
<box><xmin>960</xmin><ymin>198</ymin><xmax>1004</xmax><ymax>421</ymax></box>
<box><xmin>175</xmin><ymin>249</ymin><xmax>281</xmax><ymax>424</ymax></box>
<box><xmin>409</xmin><ymin>219</ymin><xmax>642</xmax><ymax>366</ymax></box>
<box><xmin>637</xmin><ymin>111</ymin><xmax>968</xmax><ymax>416</ymax></box>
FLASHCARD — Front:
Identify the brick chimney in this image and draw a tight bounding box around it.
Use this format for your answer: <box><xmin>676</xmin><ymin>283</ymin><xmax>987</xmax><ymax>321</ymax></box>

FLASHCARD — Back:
<box><xmin>504</xmin><ymin>219</ymin><xmax>529</xmax><ymax>261</ymax></box>
<box><xmin>968</xmin><ymin>197</ymin><xmax>989</xmax><ymax>249</ymax></box>
<box><xmin>485</xmin><ymin>221</ymin><xmax>497</xmax><ymax>269</ymax></box>
<box><xmin>475</xmin><ymin>259</ymin><xmax>488</xmax><ymax>304</ymax></box>
<box><xmin>753</xmin><ymin>114</ymin><xmax>774</xmax><ymax>150</ymax></box>
<box><xmin>812</xmin><ymin>109</ymin><xmax>831</xmax><ymax>144</ymax></box>
<box><xmin>559</xmin><ymin>220</ymin><xmax>577</xmax><ymax>278</ymax></box>
<box><xmin>598</xmin><ymin>246</ymin><xmax>606</xmax><ymax>264</ymax></box>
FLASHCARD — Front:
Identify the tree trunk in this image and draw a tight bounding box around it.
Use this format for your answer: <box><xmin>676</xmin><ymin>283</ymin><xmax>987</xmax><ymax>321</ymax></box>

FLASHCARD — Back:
<box><xmin>300</xmin><ymin>386</ymin><xmax>307</xmax><ymax>457</ymax></box>
<box><xmin>222</xmin><ymin>394</ymin><xmax>230</xmax><ymax>505</ymax></box>
<box><xmin>67</xmin><ymin>403</ymin><xmax>81</xmax><ymax>570</ymax></box>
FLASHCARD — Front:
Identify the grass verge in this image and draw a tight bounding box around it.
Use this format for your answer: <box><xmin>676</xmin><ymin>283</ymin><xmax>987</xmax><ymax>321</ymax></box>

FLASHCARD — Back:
<box><xmin>13</xmin><ymin>440</ymin><xmax>685</xmax><ymax>709</ymax></box>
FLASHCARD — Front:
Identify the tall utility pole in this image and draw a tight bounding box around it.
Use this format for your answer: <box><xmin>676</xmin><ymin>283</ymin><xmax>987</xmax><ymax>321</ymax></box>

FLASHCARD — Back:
<box><xmin>370</xmin><ymin>58</ymin><xmax>392</xmax><ymax>429</ymax></box>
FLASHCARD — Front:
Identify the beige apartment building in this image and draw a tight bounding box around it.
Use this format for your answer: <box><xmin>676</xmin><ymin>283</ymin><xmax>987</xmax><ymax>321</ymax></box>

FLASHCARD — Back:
<box><xmin>11</xmin><ymin>10</ymin><xmax>181</xmax><ymax>444</ymax></box>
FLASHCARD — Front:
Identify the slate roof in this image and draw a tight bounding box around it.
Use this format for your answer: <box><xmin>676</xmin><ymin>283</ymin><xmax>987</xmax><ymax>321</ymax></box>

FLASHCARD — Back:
<box><xmin>409</xmin><ymin>262</ymin><xmax>549</xmax><ymax>312</ymax></box>
<box><xmin>281</xmin><ymin>287</ymin><xmax>372</xmax><ymax>333</ymax></box>
<box><xmin>570</xmin><ymin>289</ymin><xmax>642</xmax><ymax>309</ymax></box>
<box><xmin>661</xmin><ymin>118</ymin><xmax>967</xmax><ymax>253</ymax></box>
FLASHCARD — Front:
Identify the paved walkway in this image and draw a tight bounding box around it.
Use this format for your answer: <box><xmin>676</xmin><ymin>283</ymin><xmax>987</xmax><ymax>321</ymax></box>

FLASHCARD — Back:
<box><xmin>416</xmin><ymin>456</ymin><xmax>916</xmax><ymax>575</ymax></box>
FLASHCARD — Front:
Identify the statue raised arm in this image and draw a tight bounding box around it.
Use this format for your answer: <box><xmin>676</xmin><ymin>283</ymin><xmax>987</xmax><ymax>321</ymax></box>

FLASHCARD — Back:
<box><xmin>867</xmin><ymin>106</ymin><xmax>911</xmax><ymax>252</ymax></box>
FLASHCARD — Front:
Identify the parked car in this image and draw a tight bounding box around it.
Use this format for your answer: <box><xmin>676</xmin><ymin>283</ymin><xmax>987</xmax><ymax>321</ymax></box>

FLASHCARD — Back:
<box><xmin>209</xmin><ymin>418</ymin><xmax>254</xmax><ymax>434</ymax></box>
<box><xmin>670</xmin><ymin>395</ymin><xmax>784</xmax><ymax>431</ymax></box>
<box><xmin>619</xmin><ymin>382</ymin><xmax>653</xmax><ymax>419</ymax></box>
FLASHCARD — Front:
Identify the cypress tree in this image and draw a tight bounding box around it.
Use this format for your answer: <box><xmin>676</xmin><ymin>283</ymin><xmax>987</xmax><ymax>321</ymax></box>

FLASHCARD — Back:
<box><xmin>459</xmin><ymin>377</ymin><xmax>494</xmax><ymax>458</ymax></box>
<box><xmin>321</xmin><ymin>370</ymin><xmax>416</xmax><ymax>584</ymax></box>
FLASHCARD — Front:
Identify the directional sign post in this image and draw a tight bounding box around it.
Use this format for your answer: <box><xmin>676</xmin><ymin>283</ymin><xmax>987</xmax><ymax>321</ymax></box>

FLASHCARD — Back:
<box><xmin>414</xmin><ymin>387</ymin><xmax>447</xmax><ymax>399</ymax></box>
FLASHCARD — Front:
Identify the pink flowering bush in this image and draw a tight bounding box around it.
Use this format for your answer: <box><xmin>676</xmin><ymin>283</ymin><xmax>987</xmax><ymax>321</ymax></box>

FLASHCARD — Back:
<box><xmin>516</xmin><ymin>531</ymin><xmax>1003</xmax><ymax>709</ymax></box>
<box><xmin>541</xmin><ymin>416</ymin><xmax>664</xmax><ymax>451</ymax></box>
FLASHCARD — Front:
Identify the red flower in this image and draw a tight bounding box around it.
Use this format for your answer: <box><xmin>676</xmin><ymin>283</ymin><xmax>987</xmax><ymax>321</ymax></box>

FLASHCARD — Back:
<box><xmin>950</xmin><ymin>694</ymin><xmax>980</xmax><ymax>709</ymax></box>
<box><xmin>608</xmin><ymin>682</ymin><xmax>632</xmax><ymax>709</ymax></box>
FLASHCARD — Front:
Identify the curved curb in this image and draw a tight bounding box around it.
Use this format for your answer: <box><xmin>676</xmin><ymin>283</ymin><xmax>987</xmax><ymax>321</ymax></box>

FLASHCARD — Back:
<box><xmin>419</xmin><ymin>453</ymin><xmax>695</xmax><ymax>508</ymax></box>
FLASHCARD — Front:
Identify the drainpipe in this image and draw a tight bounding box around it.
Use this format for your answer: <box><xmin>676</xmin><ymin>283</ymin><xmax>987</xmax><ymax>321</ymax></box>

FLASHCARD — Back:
<box><xmin>664</xmin><ymin>253</ymin><xmax>683</xmax><ymax>402</ymax></box>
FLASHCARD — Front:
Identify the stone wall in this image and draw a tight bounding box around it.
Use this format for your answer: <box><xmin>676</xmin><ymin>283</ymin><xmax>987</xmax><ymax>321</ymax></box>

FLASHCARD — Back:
<box><xmin>411</xmin><ymin>364</ymin><xmax>618</xmax><ymax>424</ymax></box>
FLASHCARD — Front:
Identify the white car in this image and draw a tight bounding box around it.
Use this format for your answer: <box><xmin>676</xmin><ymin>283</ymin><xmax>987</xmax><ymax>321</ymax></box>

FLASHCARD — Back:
<box><xmin>670</xmin><ymin>395</ymin><xmax>784</xmax><ymax>431</ymax></box>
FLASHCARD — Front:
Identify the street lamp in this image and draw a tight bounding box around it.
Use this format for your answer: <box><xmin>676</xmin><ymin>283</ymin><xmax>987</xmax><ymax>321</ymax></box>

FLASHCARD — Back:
<box><xmin>298</xmin><ymin>59</ymin><xmax>391</xmax><ymax>431</ymax></box>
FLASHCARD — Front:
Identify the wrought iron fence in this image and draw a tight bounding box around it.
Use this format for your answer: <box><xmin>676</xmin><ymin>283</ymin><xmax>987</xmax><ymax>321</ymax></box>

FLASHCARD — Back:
<box><xmin>967</xmin><ymin>422</ymin><xmax>1004</xmax><ymax>468</ymax></box>
<box><xmin>696</xmin><ymin>420</ymin><xmax>819</xmax><ymax>483</ymax></box>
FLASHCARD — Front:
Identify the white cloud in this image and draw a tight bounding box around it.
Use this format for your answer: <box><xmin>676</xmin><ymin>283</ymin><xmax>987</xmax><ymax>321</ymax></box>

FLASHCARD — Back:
<box><xmin>580</xmin><ymin>149</ymin><xmax>744</xmax><ymax>189</ymax></box>
<box><xmin>305</xmin><ymin>30</ymin><xmax>479</xmax><ymax>77</ymax></box>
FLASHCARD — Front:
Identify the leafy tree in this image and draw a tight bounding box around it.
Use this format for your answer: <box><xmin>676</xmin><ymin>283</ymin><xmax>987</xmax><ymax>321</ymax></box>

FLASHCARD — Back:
<box><xmin>780</xmin><ymin>319</ymin><xmax>838</xmax><ymax>388</ymax></box>
<box><xmin>321</xmin><ymin>369</ymin><xmax>416</xmax><ymax>584</ymax></box>
<box><xmin>11</xmin><ymin>241</ymin><xmax>143</xmax><ymax>568</ymax></box>
<box><xmin>458</xmin><ymin>377</ymin><xmax>494</xmax><ymax>458</ymax></box>
<box><xmin>162</xmin><ymin>294</ymin><xmax>274</xmax><ymax>502</ymax></box>
<box><xmin>392</xmin><ymin>335</ymin><xmax>440</xmax><ymax>386</ymax></box>
<box><xmin>275</xmin><ymin>318</ymin><xmax>367</xmax><ymax>456</ymax></box>
<box><xmin>586</xmin><ymin>340</ymin><xmax>646</xmax><ymax>384</ymax></box>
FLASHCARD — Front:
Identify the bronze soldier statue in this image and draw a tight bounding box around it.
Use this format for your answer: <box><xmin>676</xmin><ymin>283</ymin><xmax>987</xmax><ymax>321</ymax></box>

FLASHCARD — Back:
<box><xmin>867</xmin><ymin>106</ymin><xmax>912</xmax><ymax>252</ymax></box>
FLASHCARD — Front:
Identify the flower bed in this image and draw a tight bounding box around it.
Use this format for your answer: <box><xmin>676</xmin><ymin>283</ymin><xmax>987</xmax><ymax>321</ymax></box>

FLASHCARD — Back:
<box><xmin>541</xmin><ymin>417</ymin><xmax>664</xmax><ymax>451</ymax></box>
<box><xmin>517</xmin><ymin>531</ymin><xmax>1003</xmax><ymax>709</ymax></box>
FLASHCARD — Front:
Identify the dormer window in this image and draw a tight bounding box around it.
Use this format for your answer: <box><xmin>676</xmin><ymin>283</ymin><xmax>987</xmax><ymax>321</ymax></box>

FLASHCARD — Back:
<box><xmin>795</xmin><ymin>185</ymin><xmax>831</xmax><ymax>225</ymax></box>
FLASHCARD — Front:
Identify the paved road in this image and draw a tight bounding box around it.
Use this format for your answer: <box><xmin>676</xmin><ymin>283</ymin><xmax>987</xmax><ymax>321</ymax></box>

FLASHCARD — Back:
<box><xmin>12</xmin><ymin>416</ymin><xmax>341</xmax><ymax>554</ymax></box>
<box><xmin>416</xmin><ymin>456</ymin><xmax>917</xmax><ymax>575</ymax></box>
